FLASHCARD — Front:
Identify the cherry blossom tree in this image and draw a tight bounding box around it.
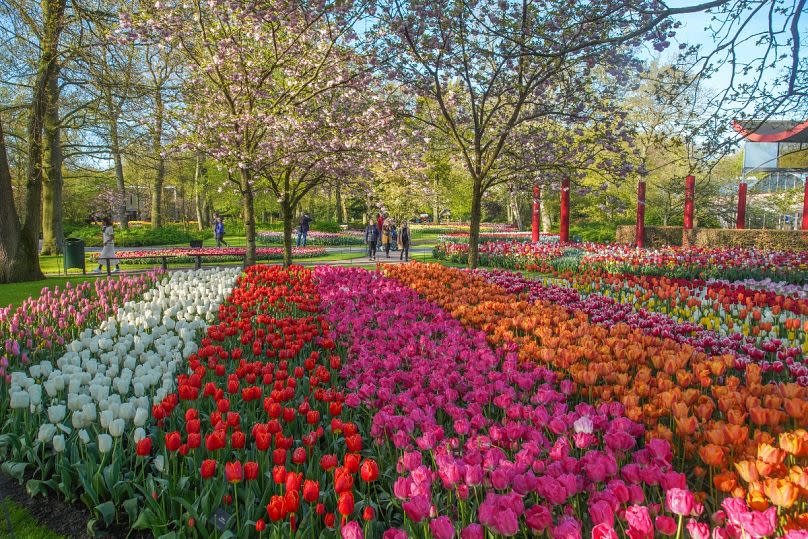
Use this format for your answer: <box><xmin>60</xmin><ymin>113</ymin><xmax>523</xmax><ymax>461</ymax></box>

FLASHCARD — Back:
<box><xmin>123</xmin><ymin>0</ymin><xmax>398</xmax><ymax>266</ymax></box>
<box><xmin>371</xmin><ymin>0</ymin><xmax>743</xmax><ymax>267</ymax></box>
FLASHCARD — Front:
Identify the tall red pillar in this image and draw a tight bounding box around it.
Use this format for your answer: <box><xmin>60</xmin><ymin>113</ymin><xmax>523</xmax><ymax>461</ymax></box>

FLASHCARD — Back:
<box><xmin>636</xmin><ymin>181</ymin><xmax>646</xmax><ymax>248</ymax></box>
<box><xmin>684</xmin><ymin>175</ymin><xmax>695</xmax><ymax>229</ymax></box>
<box><xmin>559</xmin><ymin>177</ymin><xmax>570</xmax><ymax>243</ymax></box>
<box><xmin>531</xmin><ymin>184</ymin><xmax>540</xmax><ymax>242</ymax></box>
<box><xmin>802</xmin><ymin>175</ymin><xmax>808</xmax><ymax>230</ymax></box>
<box><xmin>736</xmin><ymin>182</ymin><xmax>747</xmax><ymax>229</ymax></box>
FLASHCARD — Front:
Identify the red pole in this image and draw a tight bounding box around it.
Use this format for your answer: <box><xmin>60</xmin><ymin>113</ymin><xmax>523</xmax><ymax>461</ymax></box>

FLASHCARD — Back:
<box><xmin>736</xmin><ymin>182</ymin><xmax>747</xmax><ymax>229</ymax></box>
<box><xmin>684</xmin><ymin>175</ymin><xmax>695</xmax><ymax>229</ymax></box>
<box><xmin>560</xmin><ymin>177</ymin><xmax>570</xmax><ymax>243</ymax></box>
<box><xmin>802</xmin><ymin>175</ymin><xmax>808</xmax><ymax>230</ymax></box>
<box><xmin>531</xmin><ymin>183</ymin><xmax>540</xmax><ymax>242</ymax></box>
<box><xmin>636</xmin><ymin>180</ymin><xmax>646</xmax><ymax>248</ymax></box>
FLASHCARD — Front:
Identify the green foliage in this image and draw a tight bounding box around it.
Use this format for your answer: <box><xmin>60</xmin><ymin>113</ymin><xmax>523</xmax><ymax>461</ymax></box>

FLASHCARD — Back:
<box><xmin>0</xmin><ymin>497</ymin><xmax>66</xmax><ymax>539</ymax></box>
<box><xmin>65</xmin><ymin>225</ymin><xmax>210</xmax><ymax>247</ymax></box>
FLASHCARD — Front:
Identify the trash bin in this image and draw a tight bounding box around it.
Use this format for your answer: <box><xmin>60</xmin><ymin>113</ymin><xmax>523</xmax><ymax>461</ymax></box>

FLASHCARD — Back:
<box><xmin>190</xmin><ymin>240</ymin><xmax>203</xmax><ymax>248</ymax></box>
<box><xmin>63</xmin><ymin>237</ymin><xmax>85</xmax><ymax>275</ymax></box>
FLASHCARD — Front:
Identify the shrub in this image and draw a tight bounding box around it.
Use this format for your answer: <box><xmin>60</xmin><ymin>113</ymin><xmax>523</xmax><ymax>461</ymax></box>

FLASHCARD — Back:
<box><xmin>66</xmin><ymin>225</ymin><xmax>210</xmax><ymax>247</ymax></box>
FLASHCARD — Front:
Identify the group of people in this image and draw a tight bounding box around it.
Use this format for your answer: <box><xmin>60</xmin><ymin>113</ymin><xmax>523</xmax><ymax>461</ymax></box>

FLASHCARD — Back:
<box><xmin>364</xmin><ymin>213</ymin><xmax>410</xmax><ymax>261</ymax></box>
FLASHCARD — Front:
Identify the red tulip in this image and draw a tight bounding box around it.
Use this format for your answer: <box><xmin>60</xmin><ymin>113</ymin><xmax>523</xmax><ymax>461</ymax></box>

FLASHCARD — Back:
<box><xmin>316</xmin><ymin>503</ymin><xmax>325</xmax><ymax>515</ymax></box>
<box><xmin>200</xmin><ymin>459</ymin><xmax>217</xmax><ymax>479</ymax></box>
<box><xmin>360</xmin><ymin>459</ymin><xmax>379</xmax><ymax>483</ymax></box>
<box><xmin>285</xmin><ymin>471</ymin><xmax>302</xmax><ymax>493</ymax></box>
<box><xmin>255</xmin><ymin>518</ymin><xmax>266</xmax><ymax>532</ymax></box>
<box><xmin>255</xmin><ymin>429</ymin><xmax>271</xmax><ymax>451</ymax></box>
<box><xmin>306</xmin><ymin>410</ymin><xmax>320</xmax><ymax>425</ymax></box>
<box><xmin>337</xmin><ymin>491</ymin><xmax>354</xmax><ymax>517</ymax></box>
<box><xmin>165</xmin><ymin>431</ymin><xmax>182</xmax><ymax>452</ymax></box>
<box><xmin>292</xmin><ymin>447</ymin><xmax>307</xmax><ymax>464</ymax></box>
<box><xmin>284</xmin><ymin>489</ymin><xmax>300</xmax><ymax>514</ymax></box>
<box><xmin>187</xmin><ymin>433</ymin><xmax>201</xmax><ymax>449</ymax></box>
<box><xmin>329</xmin><ymin>402</ymin><xmax>342</xmax><ymax>416</ymax></box>
<box><xmin>324</xmin><ymin>512</ymin><xmax>335</xmax><ymax>528</ymax></box>
<box><xmin>363</xmin><ymin>506</ymin><xmax>375</xmax><ymax>521</ymax></box>
<box><xmin>244</xmin><ymin>461</ymin><xmax>259</xmax><ymax>481</ymax></box>
<box><xmin>135</xmin><ymin>438</ymin><xmax>152</xmax><ymax>457</ymax></box>
<box><xmin>346</xmin><ymin>434</ymin><xmax>362</xmax><ymax>452</ymax></box>
<box><xmin>320</xmin><ymin>454</ymin><xmax>337</xmax><ymax>471</ymax></box>
<box><xmin>272</xmin><ymin>448</ymin><xmax>286</xmax><ymax>465</ymax></box>
<box><xmin>303</xmin><ymin>480</ymin><xmax>319</xmax><ymax>503</ymax></box>
<box><xmin>231</xmin><ymin>431</ymin><xmax>246</xmax><ymax>449</ymax></box>
<box><xmin>334</xmin><ymin>467</ymin><xmax>354</xmax><ymax>494</ymax></box>
<box><xmin>344</xmin><ymin>453</ymin><xmax>361</xmax><ymax>473</ymax></box>
<box><xmin>266</xmin><ymin>496</ymin><xmax>286</xmax><ymax>522</ymax></box>
<box><xmin>225</xmin><ymin>461</ymin><xmax>243</xmax><ymax>484</ymax></box>
<box><xmin>272</xmin><ymin>465</ymin><xmax>287</xmax><ymax>485</ymax></box>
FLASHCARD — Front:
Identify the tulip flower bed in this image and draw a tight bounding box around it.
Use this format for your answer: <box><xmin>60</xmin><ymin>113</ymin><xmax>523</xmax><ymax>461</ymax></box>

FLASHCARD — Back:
<box><xmin>384</xmin><ymin>263</ymin><xmax>808</xmax><ymax>536</ymax></box>
<box><xmin>478</xmin><ymin>269</ymin><xmax>808</xmax><ymax>383</ymax></box>
<box><xmin>551</xmin><ymin>271</ymin><xmax>808</xmax><ymax>366</ymax></box>
<box><xmin>436</xmin><ymin>232</ymin><xmax>560</xmax><ymax>244</ymax></box>
<box><xmin>257</xmin><ymin>231</ymin><xmax>365</xmax><ymax>246</ymax></box>
<box><xmin>0</xmin><ymin>271</ymin><xmax>164</xmax><ymax>382</ymax></box>
<box><xmin>1</xmin><ymin>268</ymin><xmax>239</xmax><ymax>531</ymax></box>
<box><xmin>410</xmin><ymin>222</ymin><xmax>517</xmax><ymax>235</ymax></box>
<box><xmin>433</xmin><ymin>241</ymin><xmax>808</xmax><ymax>283</ymax></box>
<box><xmin>92</xmin><ymin>247</ymin><xmax>327</xmax><ymax>265</ymax></box>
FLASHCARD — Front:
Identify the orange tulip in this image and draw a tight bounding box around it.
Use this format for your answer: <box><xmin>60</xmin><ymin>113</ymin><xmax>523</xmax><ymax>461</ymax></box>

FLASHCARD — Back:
<box><xmin>763</xmin><ymin>478</ymin><xmax>799</xmax><ymax>508</ymax></box>
<box><xmin>735</xmin><ymin>460</ymin><xmax>760</xmax><ymax>483</ymax></box>
<box><xmin>698</xmin><ymin>444</ymin><xmax>726</xmax><ymax>467</ymax></box>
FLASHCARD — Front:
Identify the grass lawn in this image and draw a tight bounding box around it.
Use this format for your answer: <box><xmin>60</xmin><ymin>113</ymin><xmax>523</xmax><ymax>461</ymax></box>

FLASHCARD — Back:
<box><xmin>0</xmin><ymin>498</ymin><xmax>65</xmax><ymax>539</ymax></box>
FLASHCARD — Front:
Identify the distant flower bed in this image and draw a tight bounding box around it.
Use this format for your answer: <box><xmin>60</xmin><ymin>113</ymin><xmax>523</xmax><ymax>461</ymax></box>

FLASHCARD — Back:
<box><xmin>257</xmin><ymin>230</ymin><xmax>364</xmax><ymax>246</ymax></box>
<box><xmin>92</xmin><ymin>247</ymin><xmax>327</xmax><ymax>264</ymax></box>
<box><xmin>410</xmin><ymin>222</ymin><xmax>517</xmax><ymax>234</ymax></box>
<box><xmin>437</xmin><ymin>232</ymin><xmax>559</xmax><ymax>243</ymax></box>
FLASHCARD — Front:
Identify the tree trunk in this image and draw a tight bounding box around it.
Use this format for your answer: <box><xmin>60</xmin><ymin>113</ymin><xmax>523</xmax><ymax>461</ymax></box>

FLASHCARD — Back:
<box><xmin>433</xmin><ymin>173</ymin><xmax>440</xmax><ymax>224</ymax></box>
<box><xmin>0</xmin><ymin>0</ymin><xmax>64</xmax><ymax>282</ymax></box>
<box><xmin>508</xmin><ymin>188</ymin><xmax>523</xmax><ymax>230</ymax></box>
<box><xmin>108</xmin><ymin>96</ymin><xmax>127</xmax><ymax>229</ymax></box>
<box><xmin>41</xmin><ymin>67</ymin><xmax>63</xmax><ymax>255</ymax></box>
<box><xmin>467</xmin><ymin>177</ymin><xmax>483</xmax><ymax>269</ymax></box>
<box><xmin>241</xmin><ymin>168</ymin><xmax>256</xmax><ymax>266</ymax></box>
<box><xmin>281</xmin><ymin>195</ymin><xmax>293</xmax><ymax>267</ymax></box>
<box><xmin>150</xmin><ymin>89</ymin><xmax>164</xmax><ymax>228</ymax></box>
<box><xmin>334</xmin><ymin>179</ymin><xmax>343</xmax><ymax>224</ymax></box>
<box><xmin>539</xmin><ymin>191</ymin><xmax>551</xmax><ymax>232</ymax></box>
<box><xmin>194</xmin><ymin>152</ymin><xmax>205</xmax><ymax>231</ymax></box>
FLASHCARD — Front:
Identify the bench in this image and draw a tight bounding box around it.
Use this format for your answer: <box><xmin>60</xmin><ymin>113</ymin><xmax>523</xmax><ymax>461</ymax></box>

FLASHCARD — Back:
<box><xmin>97</xmin><ymin>242</ymin><xmax>212</xmax><ymax>275</ymax></box>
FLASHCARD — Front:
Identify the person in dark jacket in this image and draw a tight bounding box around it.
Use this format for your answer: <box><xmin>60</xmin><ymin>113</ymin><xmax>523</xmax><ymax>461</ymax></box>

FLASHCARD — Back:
<box><xmin>297</xmin><ymin>213</ymin><xmax>312</xmax><ymax>247</ymax></box>
<box><xmin>398</xmin><ymin>221</ymin><xmax>411</xmax><ymax>261</ymax></box>
<box><xmin>365</xmin><ymin>219</ymin><xmax>379</xmax><ymax>260</ymax></box>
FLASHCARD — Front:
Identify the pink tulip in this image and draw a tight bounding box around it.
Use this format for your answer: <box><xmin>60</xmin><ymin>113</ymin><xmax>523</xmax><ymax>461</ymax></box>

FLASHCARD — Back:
<box><xmin>429</xmin><ymin>516</ymin><xmax>455</xmax><ymax>539</ymax></box>
<box><xmin>666</xmin><ymin>488</ymin><xmax>695</xmax><ymax>516</ymax></box>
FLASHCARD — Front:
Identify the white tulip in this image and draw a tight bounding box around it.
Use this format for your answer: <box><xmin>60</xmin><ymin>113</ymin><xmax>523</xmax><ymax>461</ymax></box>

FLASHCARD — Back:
<box><xmin>48</xmin><ymin>404</ymin><xmax>66</xmax><ymax>424</ymax></box>
<box><xmin>10</xmin><ymin>391</ymin><xmax>29</xmax><ymax>409</ymax></box>
<box><xmin>154</xmin><ymin>455</ymin><xmax>165</xmax><ymax>472</ymax></box>
<box><xmin>78</xmin><ymin>429</ymin><xmax>90</xmax><ymax>445</ymax></box>
<box><xmin>27</xmin><ymin>384</ymin><xmax>42</xmax><ymax>406</ymax></box>
<box><xmin>52</xmin><ymin>434</ymin><xmax>65</xmax><ymax>452</ymax></box>
<box><xmin>98</xmin><ymin>433</ymin><xmax>113</xmax><ymax>453</ymax></box>
<box><xmin>133</xmin><ymin>407</ymin><xmax>148</xmax><ymax>427</ymax></box>
<box><xmin>109</xmin><ymin>418</ymin><xmax>125</xmax><ymax>437</ymax></box>
<box><xmin>100</xmin><ymin>409</ymin><xmax>114</xmax><ymax>430</ymax></box>
<box><xmin>37</xmin><ymin>423</ymin><xmax>56</xmax><ymax>443</ymax></box>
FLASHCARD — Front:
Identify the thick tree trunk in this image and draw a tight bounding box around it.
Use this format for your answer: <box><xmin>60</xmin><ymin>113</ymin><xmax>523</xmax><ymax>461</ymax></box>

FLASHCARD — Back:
<box><xmin>539</xmin><ymin>190</ymin><xmax>551</xmax><ymax>232</ymax></box>
<box><xmin>241</xmin><ymin>169</ymin><xmax>256</xmax><ymax>266</ymax></box>
<box><xmin>41</xmin><ymin>68</ymin><xmax>63</xmax><ymax>254</ymax></box>
<box><xmin>282</xmin><ymin>196</ymin><xmax>293</xmax><ymax>267</ymax></box>
<box><xmin>334</xmin><ymin>179</ymin><xmax>343</xmax><ymax>224</ymax></box>
<box><xmin>150</xmin><ymin>90</ymin><xmax>164</xmax><ymax>228</ymax></box>
<box><xmin>194</xmin><ymin>153</ymin><xmax>205</xmax><ymax>231</ymax></box>
<box><xmin>108</xmin><ymin>98</ymin><xmax>127</xmax><ymax>229</ymax></box>
<box><xmin>467</xmin><ymin>177</ymin><xmax>483</xmax><ymax>269</ymax></box>
<box><xmin>0</xmin><ymin>0</ymin><xmax>63</xmax><ymax>282</ymax></box>
<box><xmin>508</xmin><ymin>188</ymin><xmax>522</xmax><ymax>230</ymax></box>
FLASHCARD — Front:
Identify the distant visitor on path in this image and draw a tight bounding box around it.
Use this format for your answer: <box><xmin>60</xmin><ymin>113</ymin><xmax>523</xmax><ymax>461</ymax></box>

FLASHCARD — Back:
<box><xmin>376</xmin><ymin>213</ymin><xmax>384</xmax><ymax>248</ymax></box>
<box><xmin>297</xmin><ymin>212</ymin><xmax>312</xmax><ymax>247</ymax></box>
<box><xmin>390</xmin><ymin>223</ymin><xmax>398</xmax><ymax>251</ymax></box>
<box><xmin>398</xmin><ymin>221</ymin><xmax>410</xmax><ymax>261</ymax></box>
<box><xmin>213</xmin><ymin>213</ymin><xmax>228</xmax><ymax>247</ymax></box>
<box><xmin>94</xmin><ymin>216</ymin><xmax>120</xmax><ymax>273</ymax></box>
<box><xmin>382</xmin><ymin>221</ymin><xmax>392</xmax><ymax>258</ymax></box>
<box><xmin>365</xmin><ymin>217</ymin><xmax>379</xmax><ymax>260</ymax></box>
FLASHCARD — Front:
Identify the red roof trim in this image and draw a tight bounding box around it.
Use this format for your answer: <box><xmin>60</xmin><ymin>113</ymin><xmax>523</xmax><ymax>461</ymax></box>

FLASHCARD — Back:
<box><xmin>732</xmin><ymin>119</ymin><xmax>808</xmax><ymax>142</ymax></box>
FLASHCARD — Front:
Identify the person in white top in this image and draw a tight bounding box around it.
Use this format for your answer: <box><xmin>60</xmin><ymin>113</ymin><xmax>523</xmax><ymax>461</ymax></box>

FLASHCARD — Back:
<box><xmin>94</xmin><ymin>216</ymin><xmax>120</xmax><ymax>273</ymax></box>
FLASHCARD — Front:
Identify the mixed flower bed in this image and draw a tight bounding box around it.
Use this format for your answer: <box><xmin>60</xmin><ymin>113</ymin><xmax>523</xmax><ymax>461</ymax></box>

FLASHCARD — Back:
<box><xmin>257</xmin><ymin>231</ymin><xmax>365</xmax><ymax>246</ymax></box>
<box><xmin>410</xmin><ymin>223</ymin><xmax>517</xmax><ymax>235</ymax></box>
<box><xmin>433</xmin><ymin>241</ymin><xmax>808</xmax><ymax>283</ymax></box>
<box><xmin>1</xmin><ymin>261</ymin><xmax>807</xmax><ymax>537</ymax></box>
<box><xmin>436</xmin><ymin>232</ymin><xmax>560</xmax><ymax>244</ymax></box>
<box><xmin>92</xmin><ymin>247</ymin><xmax>327</xmax><ymax>265</ymax></box>
<box><xmin>0</xmin><ymin>271</ymin><xmax>164</xmax><ymax>381</ymax></box>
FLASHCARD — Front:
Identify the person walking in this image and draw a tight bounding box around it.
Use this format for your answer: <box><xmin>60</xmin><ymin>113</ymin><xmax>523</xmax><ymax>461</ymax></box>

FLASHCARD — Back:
<box><xmin>297</xmin><ymin>213</ymin><xmax>312</xmax><ymax>247</ymax></box>
<box><xmin>398</xmin><ymin>221</ymin><xmax>411</xmax><ymax>261</ymax></box>
<box><xmin>94</xmin><ymin>216</ymin><xmax>120</xmax><ymax>273</ymax></box>
<box><xmin>375</xmin><ymin>213</ymin><xmax>384</xmax><ymax>249</ymax></box>
<box><xmin>390</xmin><ymin>223</ymin><xmax>398</xmax><ymax>251</ymax></box>
<box><xmin>382</xmin><ymin>221</ymin><xmax>392</xmax><ymax>258</ymax></box>
<box><xmin>213</xmin><ymin>213</ymin><xmax>228</xmax><ymax>247</ymax></box>
<box><xmin>365</xmin><ymin>218</ymin><xmax>379</xmax><ymax>260</ymax></box>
